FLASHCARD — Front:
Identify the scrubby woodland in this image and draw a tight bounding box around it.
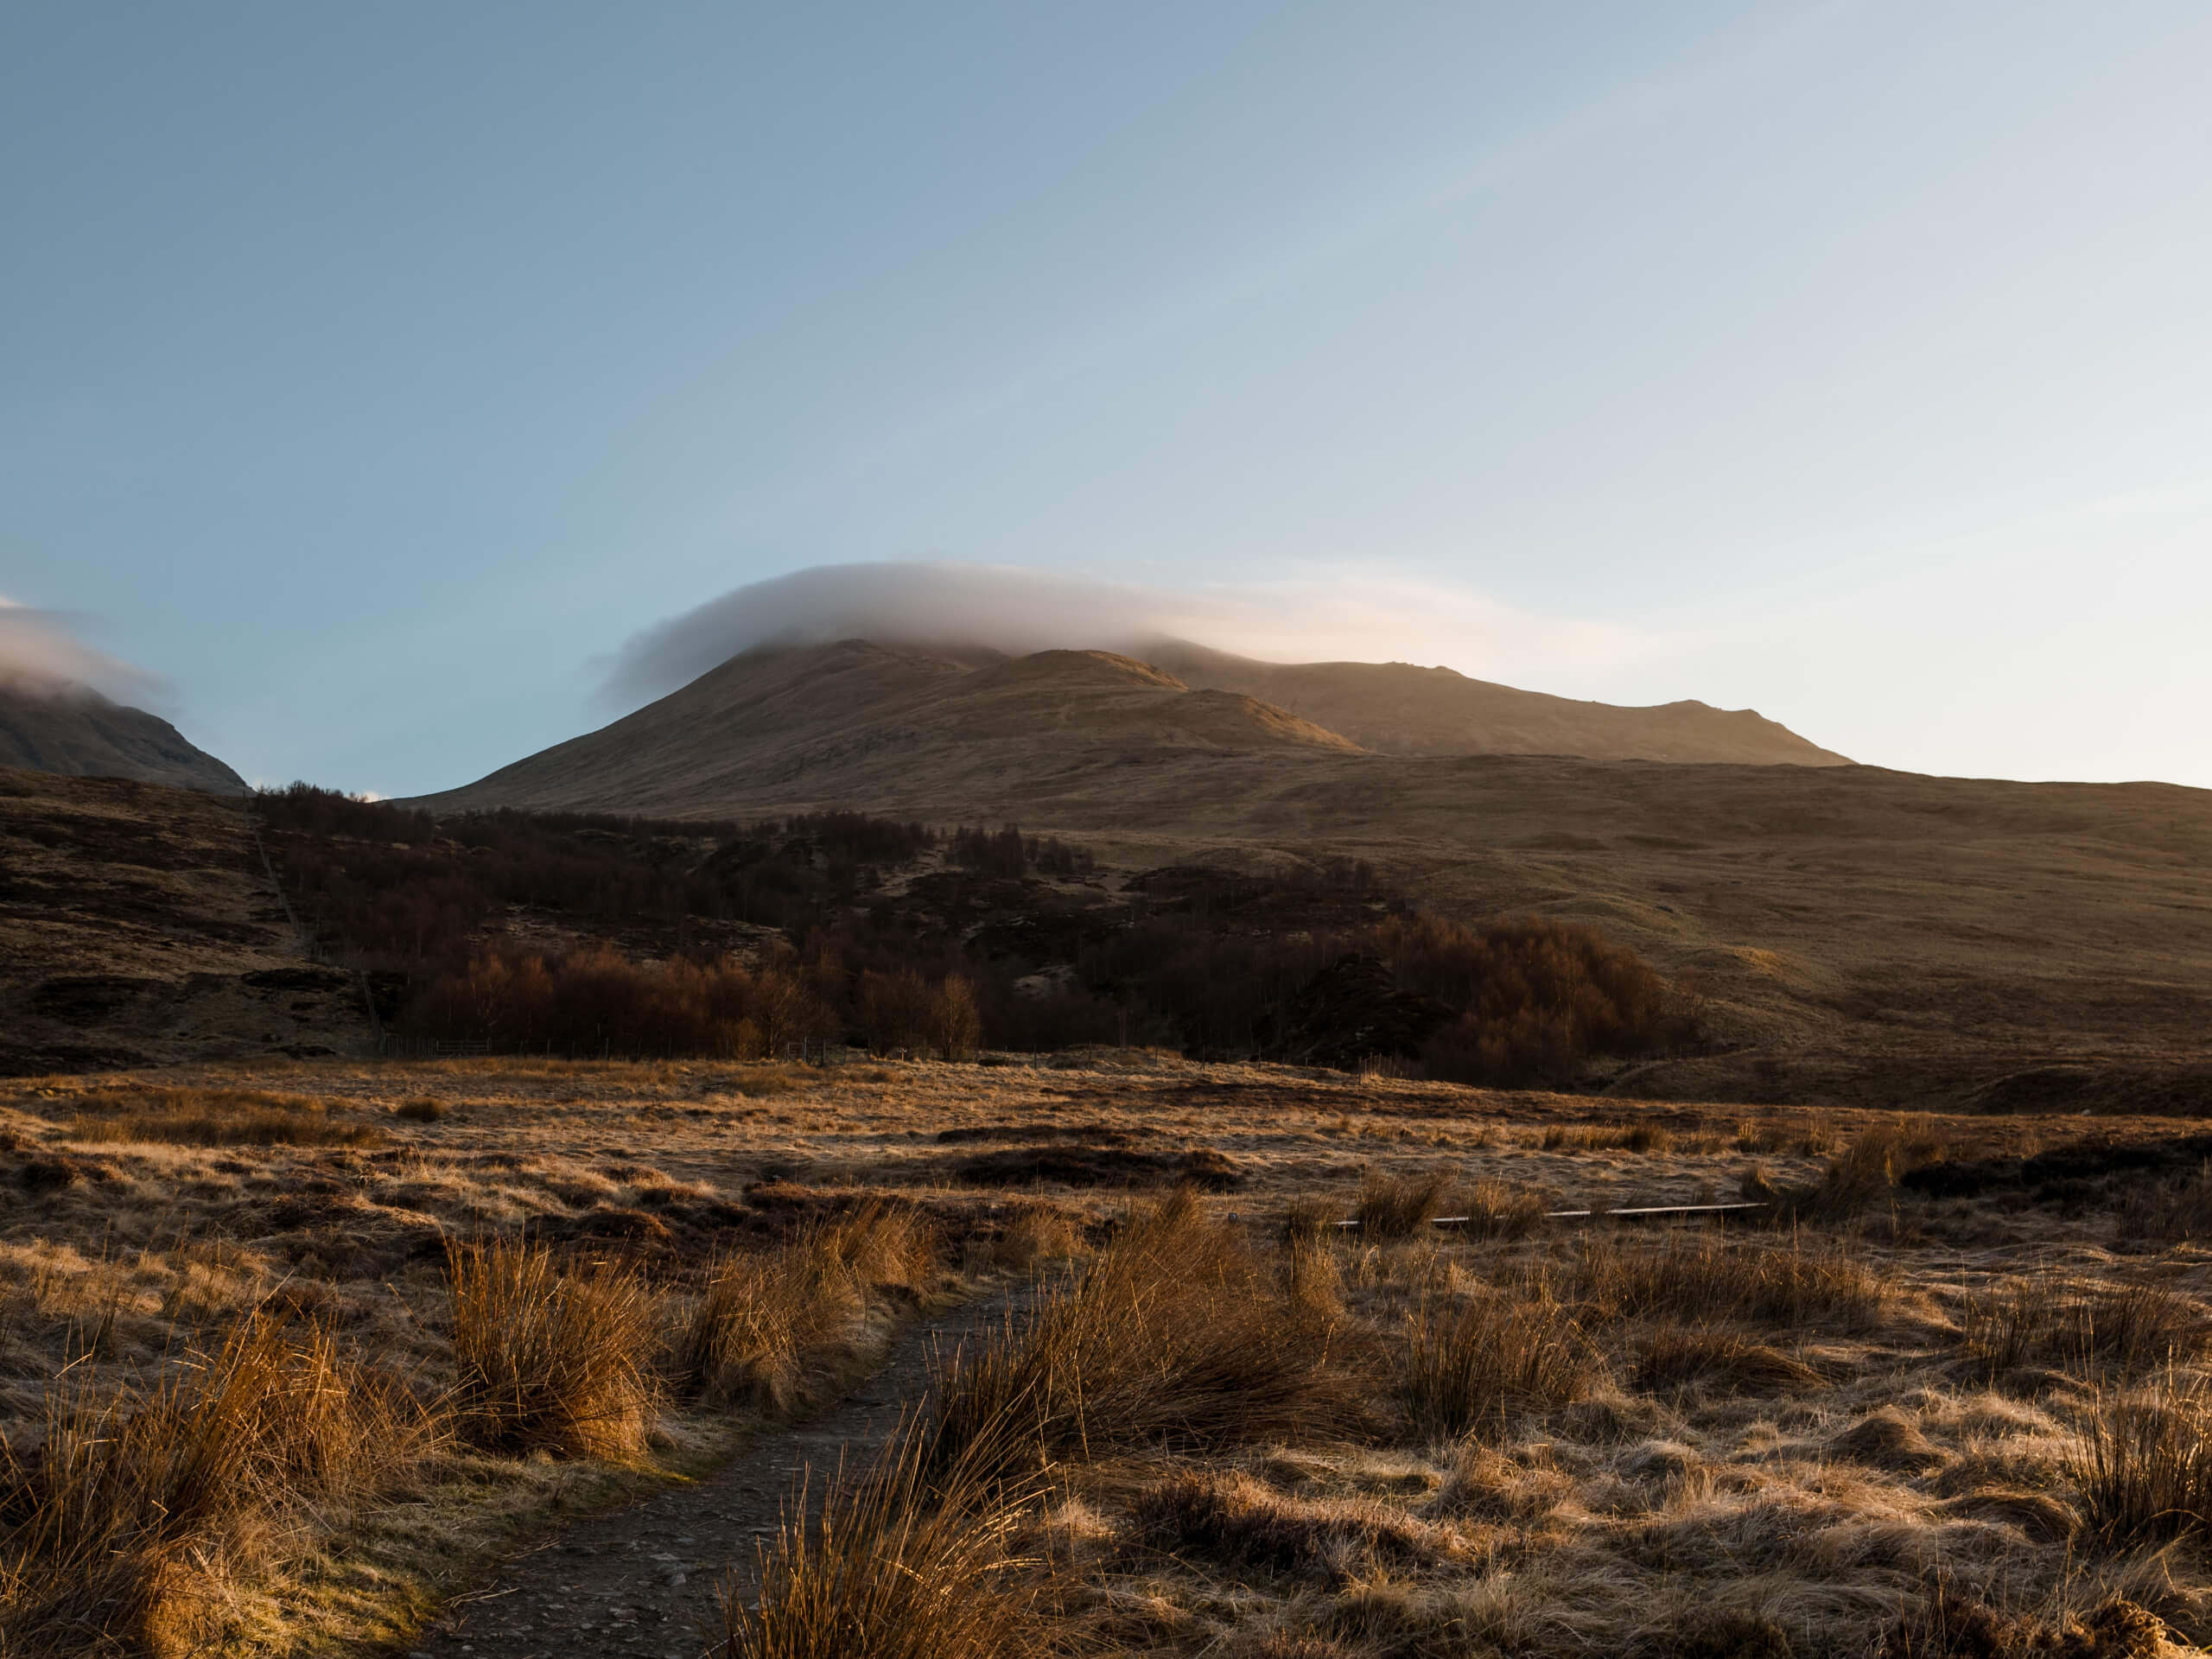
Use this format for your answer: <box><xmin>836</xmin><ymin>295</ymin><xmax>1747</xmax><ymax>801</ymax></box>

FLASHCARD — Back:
<box><xmin>256</xmin><ymin>785</ymin><xmax>1698</xmax><ymax>1087</ymax></box>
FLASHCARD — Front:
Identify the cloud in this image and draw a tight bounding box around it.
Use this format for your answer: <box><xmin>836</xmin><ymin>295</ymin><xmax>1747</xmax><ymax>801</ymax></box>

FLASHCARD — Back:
<box><xmin>601</xmin><ymin>561</ymin><xmax>1656</xmax><ymax>704</ymax></box>
<box><xmin>0</xmin><ymin>596</ymin><xmax>168</xmax><ymax>706</ymax></box>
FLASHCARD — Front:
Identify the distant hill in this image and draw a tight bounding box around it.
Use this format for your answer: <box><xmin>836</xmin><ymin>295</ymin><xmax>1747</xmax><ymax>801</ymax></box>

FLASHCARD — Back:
<box><xmin>416</xmin><ymin>637</ymin><xmax>1845</xmax><ymax>818</ymax></box>
<box><xmin>0</xmin><ymin>685</ymin><xmax>247</xmax><ymax>795</ymax></box>
<box><xmin>1139</xmin><ymin>639</ymin><xmax>1850</xmax><ymax>766</ymax></box>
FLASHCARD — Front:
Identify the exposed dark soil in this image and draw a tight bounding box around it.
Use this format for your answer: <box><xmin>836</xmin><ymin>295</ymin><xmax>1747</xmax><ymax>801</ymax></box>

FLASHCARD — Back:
<box><xmin>953</xmin><ymin>1142</ymin><xmax>1243</xmax><ymax>1191</ymax></box>
<box><xmin>933</xmin><ymin>1120</ymin><xmax>1137</xmax><ymax>1145</ymax></box>
<box><xmin>1903</xmin><ymin>1132</ymin><xmax>2212</xmax><ymax>1201</ymax></box>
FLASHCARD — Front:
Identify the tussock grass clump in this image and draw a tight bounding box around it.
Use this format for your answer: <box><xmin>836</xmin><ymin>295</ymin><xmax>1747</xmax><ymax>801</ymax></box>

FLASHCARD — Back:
<box><xmin>1762</xmin><ymin>1118</ymin><xmax>1944</xmax><ymax>1224</ymax></box>
<box><xmin>991</xmin><ymin>1202</ymin><xmax>1085</xmax><ymax>1272</ymax></box>
<box><xmin>1541</xmin><ymin>1122</ymin><xmax>1674</xmax><ymax>1154</ymax></box>
<box><xmin>1634</xmin><ymin>1325</ymin><xmax>1822</xmax><ymax>1395</ymax></box>
<box><xmin>1353</xmin><ymin>1170</ymin><xmax>1451</xmax><ymax>1240</ymax></box>
<box><xmin>927</xmin><ymin>1188</ymin><xmax>1364</xmax><ymax>1481</ymax></box>
<box><xmin>2118</xmin><ymin>1160</ymin><xmax>2212</xmax><ymax>1246</ymax></box>
<box><xmin>63</xmin><ymin>1085</ymin><xmax>379</xmax><ymax>1147</ymax></box>
<box><xmin>2055</xmin><ymin>1285</ymin><xmax>2209</xmax><ymax>1379</ymax></box>
<box><xmin>0</xmin><ymin>1315</ymin><xmax>434</xmax><ymax>1657</ymax></box>
<box><xmin>446</xmin><ymin>1238</ymin><xmax>658</xmax><ymax>1459</ymax></box>
<box><xmin>1881</xmin><ymin>1580</ymin><xmax>2171</xmax><ymax>1659</ymax></box>
<box><xmin>1573</xmin><ymin>1229</ymin><xmax>1888</xmax><ymax>1329</ymax></box>
<box><xmin>1960</xmin><ymin>1281</ymin><xmax>2207</xmax><ymax>1382</ymax></box>
<box><xmin>1281</xmin><ymin>1195</ymin><xmax>1340</xmax><ymax>1248</ymax></box>
<box><xmin>1402</xmin><ymin>1286</ymin><xmax>1599</xmax><ymax>1440</ymax></box>
<box><xmin>1132</xmin><ymin>1471</ymin><xmax>1452</xmax><ymax>1584</ymax></box>
<box><xmin>719</xmin><ymin>1416</ymin><xmax>1046</xmax><ymax>1659</ymax></box>
<box><xmin>1456</xmin><ymin>1178</ymin><xmax>1550</xmax><ymax>1239</ymax></box>
<box><xmin>2075</xmin><ymin>1382</ymin><xmax>2212</xmax><ymax>1548</ymax></box>
<box><xmin>1957</xmin><ymin>1281</ymin><xmax>2044</xmax><ymax>1381</ymax></box>
<box><xmin>679</xmin><ymin>1204</ymin><xmax>937</xmax><ymax>1409</ymax></box>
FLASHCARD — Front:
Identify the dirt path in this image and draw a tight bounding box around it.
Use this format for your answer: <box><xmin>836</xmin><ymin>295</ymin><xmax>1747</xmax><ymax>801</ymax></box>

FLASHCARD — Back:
<box><xmin>402</xmin><ymin>1288</ymin><xmax>1020</xmax><ymax>1659</ymax></box>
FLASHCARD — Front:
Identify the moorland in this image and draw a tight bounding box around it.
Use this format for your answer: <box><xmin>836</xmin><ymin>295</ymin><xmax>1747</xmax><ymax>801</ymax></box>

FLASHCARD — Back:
<box><xmin>0</xmin><ymin>628</ymin><xmax>2209</xmax><ymax>1658</ymax></box>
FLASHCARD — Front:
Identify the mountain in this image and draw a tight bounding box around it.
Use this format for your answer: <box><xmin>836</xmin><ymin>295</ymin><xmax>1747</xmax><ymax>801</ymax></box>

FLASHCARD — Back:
<box><xmin>416</xmin><ymin>638</ymin><xmax>1846</xmax><ymax>818</ymax></box>
<box><xmin>0</xmin><ymin>685</ymin><xmax>247</xmax><ymax>795</ymax></box>
<box><xmin>415</xmin><ymin>641</ymin><xmax>1359</xmax><ymax>816</ymax></box>
<box><xmin>1138</xmin><ymin>639</ymin><xmax>1850</xmax><ymax>766</ymax></box>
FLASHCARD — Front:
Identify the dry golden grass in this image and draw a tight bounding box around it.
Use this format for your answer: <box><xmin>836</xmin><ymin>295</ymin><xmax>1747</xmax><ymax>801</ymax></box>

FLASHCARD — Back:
<box><xmin>1570</xmin><ymin>1228</ymin><xmax>1891</xmax><ymax>1328</ymax></box>
<box><xmin>445</xmin><ymin>1237</ymin><xmax>660</xmax><ymax>1459</ymax></box>
<box><xmin>719</xmin><ymin>1409</ymin><xmax>1051</xmax><ymax>1659</ymax></box>
<box><xmin>6</xmin><ymin>1052</ymin><xmax>2212</xmax><ymax>1656</ymax></box>
<box><xmin>1401</xmin><ymin>1284</ymin><xmax>1599</xmax><ymax>1439</ymax></box>
<box><xmin>2076</xmin><ymin>1382</ymin><xmax>2212</xmax><ymax>1548</ymax></box>
<box><xmin>0</xmin><ymin>1314</ymin><xmax>436</xmax><ymax>1656</ymax></box>
<box><xmin>927</xmin><ymin>1188</ymin><xmax>1366</xmax><ymax>1483</ymax></box>
<box><xmin>1632</xmin><ymin>1323</ymin><xmax>1822</xmax><ymax>1395</ymax></box>
<box><xmin>1131</xmin><ymin>1469</ymin><xmax>1455</xmax><ymax>1585</ymax></box>
<box><xmin>679</xmin><ymin>1204</ymin><xmax>937</xmax><ymax>1409</ymax></box>
<box><xmin>1352</xmin><ymin>1169</ymin><xmax>1452</xmax><ymax>1239</ymax></box>
<box><xmin>62</xmin><ymin>1084</ymin><xmax>381</xmax><ymax>1147</ymax></box>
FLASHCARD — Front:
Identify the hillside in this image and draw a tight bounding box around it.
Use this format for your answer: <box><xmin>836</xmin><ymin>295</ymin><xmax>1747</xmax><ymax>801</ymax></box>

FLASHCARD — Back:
<box><xmin>0</xmin><ymin>768</ymin><xmax>367</xmax><ymax>1073</ymax></box>
<box><xmin>1140</xmin><ymin>639</ymin><xmax>1852</xmax><ymax>765</ymax></box>
<box><xmin>0</xmin><ymin>684</ymin><xmax>248</xmax><ymax>794</ymax></box>
<box><xmin>396</xmin><ymin>638</ymin><xmax>2212</xmax><ymax>1109</ymax></box>
<box><xmin>417</xmin><ymin>637</ymin><xmax>1840</xmax><ymax>820</ymax></box>
<box><xmin>416</xmin><ymin>641</ymin><xmax>1361</xmax><ymax>817</ymax></box>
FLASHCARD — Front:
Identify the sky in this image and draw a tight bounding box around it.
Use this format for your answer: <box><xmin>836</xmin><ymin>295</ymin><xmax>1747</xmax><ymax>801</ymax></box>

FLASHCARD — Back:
<box><xmin>4</xmin><ymin>2</ymin><xmax>2209</xmax><ymax>794</ymax></box>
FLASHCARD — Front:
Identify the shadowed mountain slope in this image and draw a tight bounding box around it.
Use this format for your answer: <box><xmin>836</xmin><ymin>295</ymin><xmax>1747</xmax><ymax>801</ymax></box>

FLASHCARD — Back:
<box><xmin>1140</xmin><ymin>639</ymin><xmax>1851</xmax><ymax>765</ymax></box>
<box><xmin>0</xmin><ymin>685</ymin><xmax>247</xmax><ymax>795</ymax></box>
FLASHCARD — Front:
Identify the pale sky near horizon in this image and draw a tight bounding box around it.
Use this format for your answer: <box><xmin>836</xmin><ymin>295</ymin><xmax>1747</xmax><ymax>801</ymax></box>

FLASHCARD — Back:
<box><xmin>5</xmin><ymin>3</ymin><xmax>2209</xmax><ymax>795</ymax></box>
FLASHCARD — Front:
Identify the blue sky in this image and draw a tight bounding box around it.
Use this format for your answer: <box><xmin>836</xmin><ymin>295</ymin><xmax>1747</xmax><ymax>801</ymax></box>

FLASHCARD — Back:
<box><xmin>5</xmin><ymin>3</ymin><xmax>2209</xmax><ymax>792</ymax></box>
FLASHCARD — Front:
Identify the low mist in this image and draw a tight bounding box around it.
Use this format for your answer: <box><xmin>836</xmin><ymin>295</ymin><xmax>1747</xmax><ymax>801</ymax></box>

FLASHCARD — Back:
<box><xmin>601</xmin><ymin>561</ymin><xmax>1645</xmax><ymax>705</ymax></box>
<box><xmin>0</xmin><ymin>598</ymin><xmax>167</xmax><ymax>707</ymax></box>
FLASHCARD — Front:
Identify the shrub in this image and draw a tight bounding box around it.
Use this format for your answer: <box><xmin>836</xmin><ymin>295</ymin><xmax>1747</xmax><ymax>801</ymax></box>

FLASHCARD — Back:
<box><xmin>1401</xmin><ymin>1287</ymin><xmax>1599</xmax><ymax>1440</ymax></box>
<box><xmin>1378</xmin><ymin>912</ymin><xmax>1696</xmax><ymax>1087</ymax></box>
<box><xmin>1956</xmin><ymin>1281</ymin><xmax>2044</xmax><ymax>1382</ymax></box>
<box><xmin>1541</xmin><ymin>1122</ymin><xmax>1673</xmax><ymax>1154</ymax></box>
<box><xmin>445</xmin><ymin>1238</ymin><xmax>658</xmax><ymax>1459</ymax></box>
<box><xmin>1961</xmin><ymin>1281</ymin><xmax>2209</xmax><ymax>1384</ymax></box>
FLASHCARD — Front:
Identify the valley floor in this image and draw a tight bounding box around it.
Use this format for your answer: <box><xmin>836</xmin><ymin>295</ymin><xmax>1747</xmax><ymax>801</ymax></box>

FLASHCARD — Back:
<box><xmin>4</xmin><ymin>1053</ymin><xmax>2211</xmax><ymax>1656</ymax></box>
